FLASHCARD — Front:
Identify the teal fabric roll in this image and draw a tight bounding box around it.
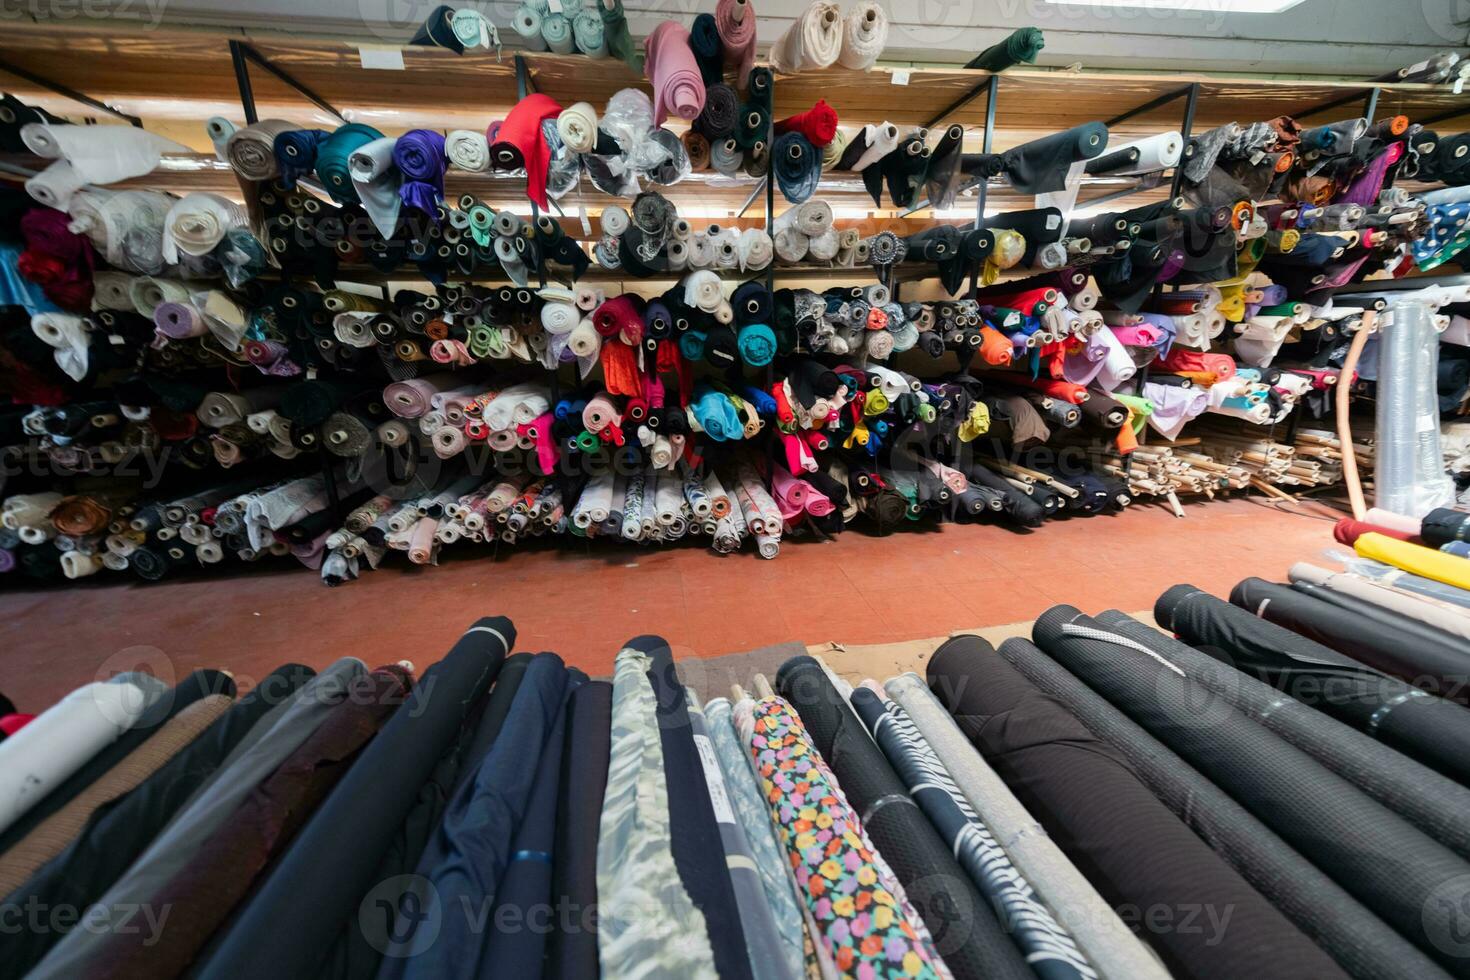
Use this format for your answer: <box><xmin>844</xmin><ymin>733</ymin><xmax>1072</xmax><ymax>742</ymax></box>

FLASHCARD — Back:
<box><xmin>315</xmin><ymin>123</ymin><xmax>384</xmax><ymax>205</ymax></box>
<box><xmin>965</xmin><ymin>27</ymin><xmax>1044</xmax><ymax>71</ymax></box>
<box><xmin>679</xmin><ymin>327</ymin><xmax>708</xmax><ymax>362</ymax></box>
<box><xmin>572</xmin><ymin>8</ymin><xmax>606</xmax><ymax>57</ymax></box>
<box><xmin>692</xmin><ymin>386</ymin><xmax>742</xmax><ymax>441</ymax></box>
<box><xmin>542</xmin><ymin>12</ymin><xmax>574</xmax><ymax>54</ymax></box>
<box><xmin>737</xmin><ymin>322</ymin><xmax>776</xmax><ymax>366</ymax></box>
<box><xmin>600</xmin><ymin>0</ymin><xmax>641</xmax><ymax>71</ymax></box>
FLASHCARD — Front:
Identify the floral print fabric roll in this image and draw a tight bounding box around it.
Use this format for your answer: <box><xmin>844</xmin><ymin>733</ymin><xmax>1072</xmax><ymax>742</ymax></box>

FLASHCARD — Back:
<box><xmin>747</xmin><ymin>695</ymin><xmax>945</xmax><ymax>980</ymax></box>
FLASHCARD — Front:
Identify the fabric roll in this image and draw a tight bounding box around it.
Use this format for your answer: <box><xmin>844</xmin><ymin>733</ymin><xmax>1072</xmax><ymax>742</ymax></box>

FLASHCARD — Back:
<box><xmin>445</xmin><ymin>129</ymin><xmax>490</xmax><ymax>172</ymax></box>
<box><xmin>394</xmin><ymin>129</ymin><xmax>447</xmax><ymax>215</ymax></box>
<box><xmin>225</xmin><ymin>119</ymin><xmax>297</xmax><ymax>180</ymax></box>
<box><xmin>556</xmin><ymin>102</ymin><xmax>599</xmax><ymax>154</ymax></box>
<box><xmin>1003</xmin><ymin>123</ymin><xmax>1110</xmax><ymax>195</ymax></box>
<box><xmin>1033</xmin><ymin>605</ymin><xmax>1470</xmax><ymax>975</ymax></box>
<box><xmin>1089</xmin><ymin>131</ymin><xmax>1182</xmax><ymax>176</ymax></box>
<box><xmin>1290</xmin><ymin>562</ymin><xmax>1470</xmax><ymax>644</ymax></box>
<box><xmin>1357</xmin><ymin>533</ymin><xmax>1470</xmax><ymax>593</ymax></box>
<box><xmin>3</xmin><ymin>664</ymin><xmax>314</xmax><ymax>979</ymax></box>
<box><xmin>196</xmin><ymin>619</ymin><xmax>512</xmax><ymax>980</ymax></box>
<box><xmin>512</xmin><ymin>5</ymin><xmax>548</xmax><ymax>51</ymax></box>
<box><xmin>1231</xmin><ymin>575</ymin><xmax>1470</xmax><ymax>705</ymax></box>
<box><xmin>22</xmin><ymin>122</ymin><xmax>189</xmax><ymax>184</ymax></box>
<box><xmin>741</xmin><ymin>694</ymin><xmax>945</xmax><ymax>978</ymax></box>
<box><xmin>573</xmin><ymin>8</ymin><xmax>606</xmax><ymax>56</ymax></box>
<box><xmin>773</xmin><ymin>131</ymin><xmax>820</xmax><ymax>203</ymax></box>
<box><xmin>0</xmin><ymin>680</ymin><xmax>152</xmax><ymax>835</ymax></box>
<box><xmin>315</xmin><ymin>123</ymin><xmax>383</xmax><ymax>203</ymax></box>
<box><xmin>838</xmin><ymin>1</ymin><xmax>887</xmax><ymax>69</ymax></box>
<box><xmin>543</xmin><ymin>13</ymin><xmax>575</xmax><ymax>53</ymax></box>
<box><xmin>597</xmin><ymin>645</ymin><xmax>719</xmax><ymax>978</ymax></box>
<box><xmin>851</xmin><ymin>688</ymin><xmax>1096</xmax><ymax>980</ymax></box>
<box><xmin>546</xmin><ymin>681</ymin><xmax>611</xmax><ymax>980</ymax></box>
<box><xmin>348</xmin><ymin>136</ymin><xmax>403</xmax><ymax>240</ymax></box>
<box><xmin>161</xmin><ymin>193</ymin><xmax>244</xmax><ymax>264</ymax></box>
<box><xmin>965</xmin><ymin>27</ymin><xmax>1044</xmax><ymax>70</ymax></box>
<box><xmin>715</xmin><ymin>0</ymin><xmax>757</xmax><ymax>86</ymax></box>
<box><xmin>930</xmin><ymin>634</ymin><xmax>1344</xmax><ymax>980</ymax></box>
<box><xmin>887</xmin><ymin>673</ymin><xmax>1172</xmax><ymax>980</ymax></box>
<box><xmin>998</xmin><ymin>635</ymin><xmax>1439</xmax><ymax>980</ymax></box>
<box><xmin>768</xmin><ymin>0</ymin><xmax>842</xmax><ymax>73</ymax></box>
<box><xmin>778</xmin><ymin>656</ymin><xmax>1033</xmax><ymax>980</ymax></box>
<box><xmin>645</xmin><ymin>21</ymin><xmax>706</xmax><ymax>125</ymax></box>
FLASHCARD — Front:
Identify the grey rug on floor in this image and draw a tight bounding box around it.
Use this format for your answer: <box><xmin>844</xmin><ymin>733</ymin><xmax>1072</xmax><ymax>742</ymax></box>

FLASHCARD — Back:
<box><xmin>593</xmin><ymin>640</ymin><xmax>809</xmax><ymax>703</ymax></box>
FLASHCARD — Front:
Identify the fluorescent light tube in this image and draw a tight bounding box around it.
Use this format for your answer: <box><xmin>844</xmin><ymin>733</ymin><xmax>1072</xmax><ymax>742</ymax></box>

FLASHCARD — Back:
<box><xmin>1045</xmin><ymin>0</ymin><xmax>1306</xmax><ymax>12</ymax></box>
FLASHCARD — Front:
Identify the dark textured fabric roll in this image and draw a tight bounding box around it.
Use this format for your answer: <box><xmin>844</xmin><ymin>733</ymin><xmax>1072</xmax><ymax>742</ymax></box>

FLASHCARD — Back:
<box><xmin>0</xmin><ymin>669</ymin><xmax>236</xmax><ymax>855</ymax></box>
<box><xmin>1033</xmin><ymin>605</ymin><xmax>1470</xmax><ymax>974</ymax></box>
<box><xmin>474</xmin><ymin>670</ymin><xmax>583</xmax><ymax>977</ymax></box>
<box><xmin>927</xmin><ymin>635</ymin><xmax>1328</xmax><ymax>980</ymax></box>
<box><xmin>695</xmin><ymin>83</ymin><xmax>738</xmax><ymax>139</ymax></box>
<box><xmin>452</xmin><ymin>651</ymin><xmax>532</xmax><ymax>792</ymax></box>
<box><xmin>0</xmin><ymin>664</ymin><xmax>315</xmax><ymax>980</ymax></box>
<box><xmin>546</xmin><ymin>680</ymin><xmax>611</xmax><ymax>980</ymax></box>
<box><xmin>633</xmin><ymin>635</ymin><xmax>753</xmax><ymax>980</ymax></box>
<box><xmin>1155</xmin><ymin>583</ymin><xmax>1470</xmax><ymax>786</ymax></box>
<box><xmin>1002</xmin><ymin>123</ymin><xmax>1109</xmax><ymax>194</ymax></box>
<box><xmin>997</xmin><ymin>636</ymin><xmax>1442</xmax><ymax>980</ymax></box>
<box><xmin>1231</xmin><ymin>577</ymin><xmax>1470</xmax><ymax>705</ymax></box>
<box><xmin>1289</xmin><ymin>579</ymin><xmax>1470</xmax><ymax>682</ymax></box>
<box><xmin>1092</xmin><ymin>609</ymin><xmax>1470</xmax><ymax>859</ymax></box>
<box><xmin>1084</xmin><ymin>146</ymin><xmax>1141</xmax><ymax>175</ymax></box>
<box><xmin>776</xmin><ymin>655</ymin><xmax>1035</xmax><ymax>980</ymax></box>
<box><xmin>196</xmin><ymin>618</ymin><xmax>513</xmax><ymax>980</ymax></box>
<box><xmin>1423</xmin><ymin>508</ymin><xmax>1470</xmax><ymax>547</ymax></box>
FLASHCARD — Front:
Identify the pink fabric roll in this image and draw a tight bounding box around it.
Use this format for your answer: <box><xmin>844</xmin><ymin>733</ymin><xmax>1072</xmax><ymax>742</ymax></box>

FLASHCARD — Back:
<box><xmin>518</xmin><ymin>412</ymin><xmax>559</xmax><ymax>475</ymax></box>
<box><xmin>1109</xmin><ymin>325</ymin><xmax>1164</xmax><ymax>348</ymax></box>
<box><xmin>716</xmin><ymin>0</ymin><xmax>758</xmax><ymax>88</ymax></box>
<box><xmin>408</xmin><ymin>516</ymin><xmax>438</xmax><ymax>564</ymax></box>
<box><xmin>430</xmin><ymin>338</ymin><xmax>475</xmax><ymax>366</ymax></box>
<box><xmin>768</xmin><ymin>467</ymin><xmax>808</xmax><ymax>522</ymax></box>
<box><xmin>582</xmin><ymin>393</ymin><xmax>622</xmax><ymax>434</ymax></box>
<box><xmin>384</xmin><ymin>374</ymin><xmax>460</xmax><ymax>418</ymax></box>
<box><xmin>803</xmin><ymin>485</ymin><xmax>834</xmax><ymax>517</ymax></box>
<box><xmin>644</xmin><ymin>21</ymin><xmax>707</xmax><ymax>125</ymax></box>
<box><xmin>154</xmin><ymin>301</ymin><xmax>207</xmax><ymax>339</ymax></box>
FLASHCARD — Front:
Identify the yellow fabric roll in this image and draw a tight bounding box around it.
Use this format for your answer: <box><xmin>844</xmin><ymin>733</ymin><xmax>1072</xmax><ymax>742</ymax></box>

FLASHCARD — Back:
<box><xmin>1355</xmin><ymin>532</ymin><xmax>1470</xmax><ymax>592</ymax></box>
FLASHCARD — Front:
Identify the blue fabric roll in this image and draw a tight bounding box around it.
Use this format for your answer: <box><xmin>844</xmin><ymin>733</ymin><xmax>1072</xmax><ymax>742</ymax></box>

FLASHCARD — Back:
<box><xmin>272</xmin><ymin>129</ymin><xmax>330</xmax><ymax>189</ymax></box>
<box><xmin>737</xmin><ymin>322</ymin><xmax>776</xmax><ymax>366</ymax></box>
<box><xmin>773</xmin><ymin>131</ymin><xmax>820</xmax><ymax>204</ymax></box>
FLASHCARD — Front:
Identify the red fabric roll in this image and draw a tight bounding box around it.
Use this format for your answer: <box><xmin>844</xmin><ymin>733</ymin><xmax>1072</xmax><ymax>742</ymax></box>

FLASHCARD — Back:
<box><xmin>1334</xmin><ymin>517</ymin><xmax>1420</xmax><ymax>546</ymax></box>
<box><xmin>775</xmin><ymin>99</ymin><xmax>839</xmax><ymax>148</ymax></box>
<box><xmin>1156</xmin><ymin>347</ymin><xmax>1237</xmax><ymax>381</ymax></box>
<box><xmin>601</xmin><ymin>340</ymin><xmax>643</xmax><ymax>397</ymax></box>
<box><xmin>593</xmin><ymin>296</ymin><xmax>643</xmax><ymax>338</ymax></box>
<box><xmin>489</xmin><ymin>92</ymin><xmax>564</xmax><ymax>210</ymax></box>
<box><xmin>994</xmin><ymin>374</ymin><xmax>1090</xmax><ymax>404</ymax></box>
<box><xmin>0</xmin><ymin>714</ymin><xmax>35</xmax><ymax>736</ymax></box>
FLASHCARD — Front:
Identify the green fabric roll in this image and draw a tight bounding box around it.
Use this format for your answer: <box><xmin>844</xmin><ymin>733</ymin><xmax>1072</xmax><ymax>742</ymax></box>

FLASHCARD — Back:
<box><xmin>965</xmin><ymin>27</ymin><xmax>1044</xmax><ymax>71</ymax></box>
<box><xmin>315</xmin><ymin>122</ymin><xmax>384</xmax><ymax>205</ymax></box>
<box><xmin>600</xmin><ymin>0</ymin><xmax>641</xmax><ymax>71</ymax></box>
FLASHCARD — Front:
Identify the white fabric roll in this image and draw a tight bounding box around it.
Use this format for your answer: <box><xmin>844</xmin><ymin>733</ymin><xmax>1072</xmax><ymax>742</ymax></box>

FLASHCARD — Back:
<box><xmin>600</xmin><ymin>206</ymin><xmax>630</xmax><ymax>236</ymax></box>
<box><xmin>21</xmin><ymin>122</ymin><xmax>190</xmax><ymax>184</ymax></box>
<box><xmin>738</xmin><ymin>227</ymin><xmax>772</xmax><ymax>270</ymax></box>
<box><xmin>1093</xmin><ymin>325</ymin><xmax>1136</xmax><ymax>391</ymax></box>
<box><xmin>683</xmin><ymin>270</ymin><xmax>724</xmax><ymax>313</ymax></box>
<box><xmin>67</xmin><ymin>189</ymin><xmax>175</xmax><ymax>274</ymax></box>
<box><xmin>0</xmin><ymin>680</ymin><xmax>151</xmax><ymax>834</ymax></box>
<box><xmin>769</xmin><ymin>0</ymin><xmax>842</xmax><ymax>72</ymax></box>
<box><xmin>773</xmin><ymin>226</ymin><xmax>809</xmax><ymax>263</ymax></box>
<box><xmin>541</xmin><ymin>301</ymin><xmax>580</xmax><ymax>335</ymax></box>
<box><xmin>25</xmin><ymin>159</ymin><xmax>85</xmax><ymax>209</ymax></box>
<box><xmin>556</xmin><ymin>102</ymin><xmax>599</xmax><ymax>154</ymax></box>
<box><xmin>445</xmin><ymin>130</ymin><xmax>491</xmax><ymax>172</ymax></box>
<box><xmin>348</xmin><ymin>136</ymin><xmax>404</xmax><ymax>240</ymax></box>
<box><xmin>333</xmin><ymin>312</ymin><xmax>378</xmax><ymax>348</ymax></box>
<box><xmin>837</xmin><ymin>1</ymin><xmax>887</xmax><ymax>70</ymax></box>
<box><xmin>1105</xmin><ymin>131</ymin><xmax>1183</xmax><ymax>175</ymax></box>
<box><xmin>807</xmin><ymin>228</ymin><xmax>839</xmax><ymax>261</ymax></box>
<box><xmin>31</xmin><ymin>313</ymin><xmax>91</xmax><ymax>382</ymax></box>
<box><xmin>849</xmin><ymin>122</ymin><xmax>899</xmax><ymax>172</ymax></box>
<box><xmin>206</xmin><ymin>116</ymin><xmax>236</xmax><ymax>160</ymax></box>
<box><xmin>92</xmin><ymin>272</ymin><xmax>137</xmax><ymax>311</ymax></box>
<box><xmin>162</xmin><ymin>193</ymin><xmax>246</xmax><ymax>264</ymax></box>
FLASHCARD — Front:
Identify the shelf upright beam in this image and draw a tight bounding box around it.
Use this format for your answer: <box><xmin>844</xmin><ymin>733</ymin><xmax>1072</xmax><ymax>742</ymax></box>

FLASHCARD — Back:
<box><xmin>1103</xmin><ymin>84</ymin><xmax>1194</xmax><ymax>129</ymax></box>
<box><xmin>974</xmin><ymin>75</ymin><xmax>997</xmax><ymax>228</ymax></box>
<box><xmin>1295</xmin><ymin>85</ymin><xmax>1381</xmax><ymax>122</ymax></box>
<box><xmin>0</xmin><ymin>58</ymin><xmax>143</xmax><ymax>126</ymax></box>
<box><xmin>924</xmin><ymin>71</ymin><xmax>996</xmax><ymax>130</ymax></box>
<box><xmin>1417</xmin><ymin>101</ymin><xmax>1470</xmax><ymax>127</ymax></box>
<box><xmin>229</xmin><ymin>40</ymin><xmax>347</xmax><ymax>124</ymax></box>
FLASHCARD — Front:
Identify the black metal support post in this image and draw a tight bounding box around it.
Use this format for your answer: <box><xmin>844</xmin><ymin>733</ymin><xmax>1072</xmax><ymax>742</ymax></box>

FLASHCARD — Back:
<box><xmin>0</xmin><ymin>57</ymin><xmax>142</xmax><ymax>126</ymax></box>
<box><xmin>230</xmin><ymin>40</ymin><xmax>346</xmax><ymax>123</ymax></box>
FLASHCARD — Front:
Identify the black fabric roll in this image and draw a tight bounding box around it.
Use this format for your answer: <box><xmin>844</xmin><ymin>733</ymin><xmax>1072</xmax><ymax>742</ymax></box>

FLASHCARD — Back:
<box><xmin>877</xmin><ymin>136</ymin><xmax>928</xmax><ymax>207</ymax></box>
<box><xmin>997</xmin><ymin>636</ymin><xmax>1442</xmax><ymax>980</ymax></box>
<box><xmin>1291</xmin><ymin>579</ymin><xmax>1470</xmax><ymax>678</ymax></box>
<box><xmin>1079</xmin><ymin>391</ymin><xmax>1128</xmax><ymax>430</ymax></box>
<box><xmin>1068</xmin><ymin>212</ymin><xmax>1130</xmax><ymax>245</ymax></box>
<box><xmin>1155</xmin><ymin>583</ymin><xmax>1470</xmax><ymax>786</ymax></box>
<box><xmin>927</xmin><ymin>635</ymin><xmax>1330</xmax><ymax>980</ymax></box>
<box><xmin>1231</xmin><ymin>577</ymin><xmax>1470</xmax><ymax>705</ymax></box>
<box><xmin>1092</xmin><ymin>608</ymin><xmax>1470</xmax><ymax>859</ymax></box>
<box><xmin>1034</xmin><ymin>605</ymin><xmax>1470</xmax><ymax>975</ymax></box>
<box><xmin>546</xmin><ymin>680</ymin><xmax>611</xmax><ymax>980</ymax></box>
<box><xmin>197</xmin><ymin>618</ymin><xmax>513</xmax><ymax>980</ymax></box>
<box><xmin>1002</xmin><ymin>123</ymin><xmax>1109</xmax><ymax>194</ymax></box>
<box><xmin>982</xmin><ymin>208</ymin><xmax>1063</xmax><ymax>266</ymax></box>
<box><xmin>695</xmin><ymin>83</ymin><xmax>739</xmax><ymax>139</ymax></box>
<box><xmin>689</xmin><ymin>13</ymin><xmax>724</xmax><ymax>86</ymax></box>
<box><xmin>1083</xmin><ymin>146</ymin><xmax>1141</xmax><ymax>175</ymax></box>
<box><xmin>731</xmin><ymin>279</ymin><xmax>772</xmax><ymax>326</ymax></box>
<box><xmin>966</xmin><ymin>462</ymin><xmax>1045</xmax><ymax>526</ymax></box>
<box><xmin>776</xmin><ymin>655</ymin><xmax>1034</xmax><ymax>980</ymax></box>
<box><xmin>1423</xmin><ymin>508</ymin><xmax>1470</xmax><ymax>547</ymax></box>
<box><xmin>635</xmin><ymin>636</ymin><xmax>753</xmax><ymax>980</ymax></box>
<box><xmin>0</xmin><ymin>669</ymin><xmax>237</xmax><ymax>855</ymax></box>
<box><xmin>0</xmin><ymin>664</ymin><xmax>314</xmax><ymax>980</ymax></box>
<box><xmin>453</xmin><ymin>651</ymin><xmax>532</xmax><ymax>791</ymax></box>
<box><xmin>925</xmin><ymin>123</ymin><xmax>967</xmax><ymax>208</ymax></box>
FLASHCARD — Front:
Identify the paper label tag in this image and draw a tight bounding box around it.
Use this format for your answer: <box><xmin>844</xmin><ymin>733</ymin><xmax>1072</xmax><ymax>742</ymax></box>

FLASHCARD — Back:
<box><xmin>1046</xmin><ymin>213</ymin><xmax>1061</xmax><ymax>230</ymax></box>
<box><xmin>890</xmin><ymin>69</ymin><xmax>911</xmax><ymax>86</ymax></box>
<box><xmin>1418</xmin><ymin>412</ymin><xmax>1437</xmax><ymax>433</ymax></box>
<box><xmin>108</xmin><ymin>334</ymin><xmax>125</xmax><ymax>345</ymax></box>
<box><xmin>579</xmin><ymin>206</ymin><xmax>592</xmax><ymax>237</ymax></box>
<box><xmin>548</xmin><ymin>0</ymin><xmax>563</xmax><ymax>12</ymax></box>
<box><xmin>694</xmin><ymin>734</ymin><xmax>736</xmax><ymax>825</ymax></box>
<box><xmin>307</xmin><ymin>366</ymin><xmax>318</xmax><ymax>380</ymax></box>
<box><xmin>358</xmin><ymin>46</ymin><xmax>405</xmax><ymax>71</ymax></box>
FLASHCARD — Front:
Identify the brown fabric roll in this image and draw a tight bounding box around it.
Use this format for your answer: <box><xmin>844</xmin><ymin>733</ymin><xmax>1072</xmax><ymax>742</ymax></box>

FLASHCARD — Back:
<box><xmin>50</xmin><ymin>495</ymin><xmax>114</xmax><ymax>536</ymax></box>
<box><xmin>90</xmin><ymin>665</ymin><xmax>413</xmax><ymax>979</ymax></box>
<box><xmin>682</xmin><ymin>129</ymin><xmax>711</xmax><ymax>171</ymax></box>
<box><xmin>0</xmin><ymin>694</ymin><xmax>234</xmax><ymax>896</ymax></box>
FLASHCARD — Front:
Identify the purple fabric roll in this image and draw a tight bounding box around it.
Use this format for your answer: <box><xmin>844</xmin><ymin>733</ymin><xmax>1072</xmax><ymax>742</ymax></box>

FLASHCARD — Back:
<box><xmin>1157</xmin><ymin>248</ymin><xmax>1186</xmax><ymax>281</ymax></box>
<box><xmin>0</xmin><ymin>548</ymin><xmax>15</xmax><ymax>573</ymax></box>
<box><xmin>394</xmin><ymin>130</ymin><xmax>448</xmax><ymax>217</ymax></box>
<box><xmin>153</xmin><ymin>301</ymin><xmax>207</xmax><ymax>339</ymax></box>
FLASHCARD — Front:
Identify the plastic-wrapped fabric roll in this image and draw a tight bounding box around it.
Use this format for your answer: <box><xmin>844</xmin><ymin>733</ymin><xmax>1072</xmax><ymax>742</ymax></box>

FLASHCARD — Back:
<box><xmin>1000</xmin><ymin>633</ymin><xmax>1447</xmax><ymax>980</ymax></box>
<box><xmin>1374</xmin><ymin>300</ymin><xmax>1454</xmax><ymax>517</ymax></box>
<box><xmin>737</xmin><ymin>227</ymin><xmax>772</xmax><ymax>270</ymax></box>
<box><xmin>837</xmin><ymin>1</ymin><xmax>887</xmax><ymax>70</ymax></box>
<box><xmin>541</xmin><ymin>12</ymin><xmax>574</xmax><ymax>53</ymax></box>
<box><xmin>965</xmin><ymin>27</ymin><xmax>1044</xmax><ymax>70</ymax></box>
<box><xmin>1231</xmin><ymin>573</ymin><xmax>1470</xmax><ymax>705</ymax></box>
<box><xmin>1033</xmin><ymin>605</ymin><xmax>1470</xmax><ymax>976</ymax></box>
<box><xmin>1002</xmin><ymin>123</ymin><xmax>1109</xmax><ymax>195</ymax></box>
<box><xmin>775</xmin><ymin>656</ymin><xmax>1034</xmax><ymax>980</ymax></box>
<box><xmin>768</xmin><ymin>0</ymin><xmax>842</xmax><ymax>73</ymax></box>
<box><xmin>512</xmin><ymin>4</ymin><xmax>548</xmax><ymax>49</ymax></box>
<box><xmin>1157</xmin><ymin>582</ymin><xmax>1470</xmax><ymax>787</ymax></box>
<box><xmin>773</xmin><ymin>226</ymin><xmax>809</xmax><ymax>263</ymax></box>
<box><xmin>928</xmin><ymin>634</ymin><xmax>1331</xmax><ymax>980</ymax></box>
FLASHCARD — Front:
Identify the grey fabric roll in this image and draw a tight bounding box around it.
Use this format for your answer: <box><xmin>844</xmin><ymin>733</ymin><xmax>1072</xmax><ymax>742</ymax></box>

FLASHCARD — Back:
<box><xmin>1093</xmin><ymin>609</ymin><xmax>1470</xmax><ymax>860</ymax></box>
<box><xmin>28</xmin><ymin>658</ymin><xmax>368</xmax><ymax>979</ymax></box>
<box><xmin>684</xmin><ymin>693</ymin><xmax>794</xmax><ymax>980</ymax></box>
<box><xmin>886</xmin><ymin>673</ymin><xmax>1170</xmax><ymax>980</ymax></box>
<box><xmin>998</xmin><ymin>636</ymin><xmax>1451</xmax><ymax>980</ymax></box>
<box><xmin>1033</xmin><ymin>606</ymin><xmax>1470</xmax><ymax>976</ymax></box>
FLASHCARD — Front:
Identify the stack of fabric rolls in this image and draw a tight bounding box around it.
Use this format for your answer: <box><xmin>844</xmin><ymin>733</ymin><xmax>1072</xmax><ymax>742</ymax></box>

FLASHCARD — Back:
<box><xmin>9</xmin><ymin>600</ymin><xmax>1470</xmax><ymax>979</ymax></box>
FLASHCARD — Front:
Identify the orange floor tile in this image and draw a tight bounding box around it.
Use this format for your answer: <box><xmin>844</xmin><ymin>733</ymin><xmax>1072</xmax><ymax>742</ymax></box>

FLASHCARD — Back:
<box><xmin>0</xmin><ymin>496</ymin><xmax>1337</xmax><ymax>711</ymax></box>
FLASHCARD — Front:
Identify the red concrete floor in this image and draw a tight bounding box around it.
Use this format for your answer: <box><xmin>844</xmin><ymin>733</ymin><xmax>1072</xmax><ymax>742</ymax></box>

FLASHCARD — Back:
<box><xmin>0</xmin><ymin>495</ymin><xmax>1339</xmax><ymax>710</ymax></box>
